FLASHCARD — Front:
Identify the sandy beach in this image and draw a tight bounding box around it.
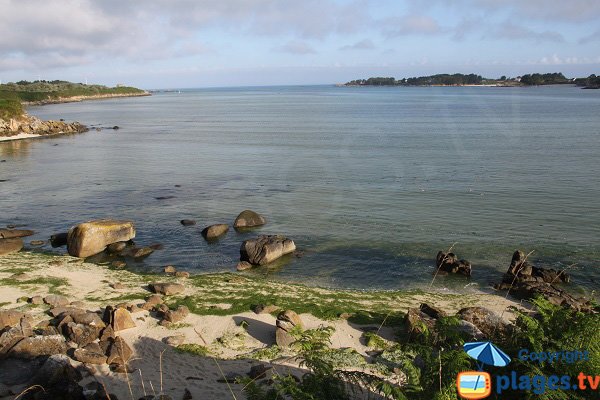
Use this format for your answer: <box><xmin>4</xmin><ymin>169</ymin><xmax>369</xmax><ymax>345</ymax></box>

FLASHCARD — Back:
<box><xmin>0</xmin><ymin>250</ymin><xmax>523</xmax><ymax>399</ymax></box>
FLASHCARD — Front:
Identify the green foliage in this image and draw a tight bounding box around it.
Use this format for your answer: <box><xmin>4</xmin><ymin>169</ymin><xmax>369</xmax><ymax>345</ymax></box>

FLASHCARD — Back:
<box><xmin>346</xmin><ymin>73</ymin><xmax>484</xmax><ymax>86</ymax></box>
<box><xmin>574</xmin><ymin>74</ymin><xmax>600</xmax><ymax>88</ymax></box>
<box><xmin>0</xmin><ymin>92</ymin><xmax>23</xmax><ymax>120</ymax></box>
<box><xmin>520</xmin><ymin>72</ymin><xmax>569</xmax><ymax>85</ymax></box>
<box><xmin>175</xmin><ymin>344</ymin><xmax>210</xmax><ymax>356</ymax></box>
<box><xmin>364</xmin><ymin>331</ymin><xmax>391</xmax><ymax>351</ymax></box>
<box><xmin>242</xmin><ymin>345</ymin><xmax>283</xmax><ymax>361</ymax></box>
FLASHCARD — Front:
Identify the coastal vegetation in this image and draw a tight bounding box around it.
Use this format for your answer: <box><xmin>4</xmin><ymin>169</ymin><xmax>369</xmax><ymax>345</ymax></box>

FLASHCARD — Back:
<box><xmin>0</xmin><ymin>80</ymin><xmax>146</xmax><ymax>121</ymax></box>
<box><xmin>344</xmin><ymin>71</ymin><xmax>597</xmax><ymax>87</ymax></box>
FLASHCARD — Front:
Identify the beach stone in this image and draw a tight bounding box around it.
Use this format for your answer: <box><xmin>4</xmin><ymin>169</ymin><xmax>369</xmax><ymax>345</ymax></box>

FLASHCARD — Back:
<box><xmin>175</xmin><ymin>271</ymin><xmax>190</xmax><ymax>278</ymax></box>
<box><xmin>0</xmin><ymin>314</ymin><xmax>26</xmax><ymax>334</ymax></box>
<box><xmin>71</xmin><ymin>312</ymin><xmax>105</xmax><ymax>328</ymax></box>
<box><xmin>50</xmin><ymin>232</ymin><xmax>68</xmax><ymax>247</ymax></box>
<box><xmin>201</xmin><ymin>224</ymin><xmax>229</xmax><ymax>240</ymax></box>
<box><xmin>44</xmin><ymin>294</ymin><xmax>70</xmax><ymax>307</ymax></box>
<box><xmin>405</xmin><ymin>307</ymin><xmax>436</xmax><ymax>336</ymax></box>
<box><xmin>456</xmin><ymin>307</ymin><xmax>509</xmax><ymax>339</ymax></box>
<box><xmin>240</xmin><ymin>235</ymin><xmax>296</xmax><ymax>265</ymax></box>
<box><xmin>0</xmin><ymin>229</ymin><xmax>35</xmax><ymax>239</ymax></box>
<box><xmin>163</xmin><ymin>305</ymin><xmax>189</xmax><ymax>323</ymax></box>
<box><xmin>8</xmin><ymin>335</ymin><xmax>68</xmax><ymax>358</ymax></box>
<box><xmin>435</xmin><ymin>251</ymin><xmax>472</xmax><ymax>277</ymax></box>
<box><xmin>164</xmin><ymin>265</ymin><xmax>177</xmax><ymax>274</ymax></box>
<box><xmin>106</xmin><ymin>336</ymin><xmax>133</xmax><ymax>365</ymax></box>
<box><xmin>275</xmin><ymin>310</ymin><xmax>303</xmax><ymax>347</ymax></box>
<box><xmin>0</xmin><ymin>238</ymin><xmax>23</xmax><ymax>255</ymax></box>
<box><xmin>30</xmin><ymin>240</ymin><xmax>45</xmax><ymax>246</ymax></box>
<box><xmin>237</xmin><ymin>261</ymin><xmax>252</xmax><ymax>271</ymax></box>
<box><xmin>252</xmin><ymin>304</ymin><xmax>279</xmax><ymax>314</ymax></box>
<box><xmin>83</xmin><ymin>342</ymin><xmax>103</xmax><ymax>354</ymax></box>
<box><xmin>163</xmin><ymin>334</ymin><xmax>185</xmax><ymax>346</ymax></box>
<box><xmin>248</xmin><ymin>364</ymin><xmax>271</xmax><ymax>380</ymax></box>
<box><xmin>64</xmin><ymin>322</ymin><xmax>102</xmax><ymax>347</ymax></box>
<box><xmin>73</xmin><ymin>348</ymin><xmax>107</xmax><ymax>365</ymax></box>
<box><xmin>419</xmin><ymin>303</ymin><xmax>447</xmax><ymax>319</ymax></box>
<box><xmin>99</xmin><ymin>325</ymin><xmax>116</xmax><ymax>342</ymax></box>
<box><xmin>29</xmin><ymin>296</ymin><xmax>44</xmax><ymax>305</ymax></box>
<box><xmin>233</xmin><ymin>210</ymin><xmax>266</xmax><ymax>229</ymax></box>
<box><xmin>67</xmin><ymin>219</ymin><xmax>136</xmax><ymax>258</ymax></box>
<box><xmin>111</xmin><ymin>260</ymin><xmax>127</xmax><ymax>269</ymax></box>
<box><xmin>27</xmin><ymin>354</ymin><xmax>84</xmax><ymax>398</ymax></box>
<box><xmin>103</xmin><ymin>306</ymin><xmax>136</xmax><ymax>331</ymax></box>
<box><xmin>106</xmin><ymin>241</ymin><xmax>127</xmax><ymax>254</ymax></box>
<box><xmin>149</xmin><ymin>282</ymin><xmax>184</xmax><ymax>295</ymax></box>
<box><xmin>180</xmin><ymin>219</ymin><xmax>196</xmax><ymax>226</ymax></box>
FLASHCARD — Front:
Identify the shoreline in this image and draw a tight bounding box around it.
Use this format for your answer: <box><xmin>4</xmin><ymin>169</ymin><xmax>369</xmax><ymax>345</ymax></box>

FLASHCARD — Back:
<box><xmin>22</xmin><ymin>91</ymin><xmax>151</xmax><ymax>106</ymax></box>
<box><xmin>0</xmin><ymin>250</ymin><xmax>523</xmax><ymax>399</ymax></box>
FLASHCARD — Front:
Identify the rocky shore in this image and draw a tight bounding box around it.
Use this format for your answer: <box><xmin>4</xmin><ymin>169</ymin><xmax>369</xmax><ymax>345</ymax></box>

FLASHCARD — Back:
<box><xmin>21</xmin><ymin>91</ymin><xmax>150</xmax><ymax>106</ymax></box>
<box><xmin>0</xmin><ymin>113</ymin><xmax>87</xmax><ymax>139</ymax></box>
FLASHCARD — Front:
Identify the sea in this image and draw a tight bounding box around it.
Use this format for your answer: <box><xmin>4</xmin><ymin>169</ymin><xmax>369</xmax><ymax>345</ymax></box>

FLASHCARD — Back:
<box><xmin>1</xmin><ymin>85</ymin><xmax>599</xmax><ymax>297</ymax></box>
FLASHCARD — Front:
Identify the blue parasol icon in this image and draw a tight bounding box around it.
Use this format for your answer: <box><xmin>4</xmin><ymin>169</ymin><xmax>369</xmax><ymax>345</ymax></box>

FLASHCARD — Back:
<box><xmin>464</xmin><ymin>341</ymin><xmax>511</xmax><ymax>370</ymax></box>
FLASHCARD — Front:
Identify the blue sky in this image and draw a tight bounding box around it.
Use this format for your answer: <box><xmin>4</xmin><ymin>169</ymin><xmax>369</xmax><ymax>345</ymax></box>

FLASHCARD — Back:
<box><xmin>0</xmin><ymin>0</ymin><xmax>599</xmax><ymax>88</ymax></box>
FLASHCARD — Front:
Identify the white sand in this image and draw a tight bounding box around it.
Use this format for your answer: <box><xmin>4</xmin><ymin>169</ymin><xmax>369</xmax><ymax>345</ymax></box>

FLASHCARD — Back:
<box><xmin>0</xmin><ymin>252</ymin><xmax>523</xmax><ymax>399</ymax></box>
<box><xmin>0</xmin><ymin>133</ymin><xmax>43</xmax><ymax>141</ymax></box>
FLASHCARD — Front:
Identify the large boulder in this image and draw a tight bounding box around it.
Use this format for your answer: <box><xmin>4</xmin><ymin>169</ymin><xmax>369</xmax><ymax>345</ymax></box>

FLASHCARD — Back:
<box><xmin>201</xmin><ymin>224</ymin><xmax>229</xmax><ymax>240</ymax></box>
<box><xmin>504</xmin><ymin>250</ymin><xmax>569</xmax><ymax>284</ymax></box>
<box><xmin>240</xmin><ymin>235</ymin><xmax>296</xmax><ymax>266</ymax></box>
<box><xmin>275</xmin><ymin>310</ymin><xmax>303</xmax><ymax>347</ymax></box>
<box><xmin>8</xmin><ymin>335</ymin><xmax>68</xmax><ymax>358</ymax></box>
<box><xmin>0</xmin><ymin>238</ymin><xmax>23</xmax><ymax>256</ymax></box>
<box><xmin>456</xmin><ymin>307</ymin><xmax>509</xmax><ymax>339</ymax></box>
<box><xmin>67</xmin><ymin>219</ymin><xmax>136</xmax><ymax>258</ymax></box>
<box><xmin>0</xmin><ymin>309</ymin><xmax>26</xmax><ymax>329</ymax></box>
<box><xmin>233</xmin><ymin>210</ymin><xmax>266</xmax><ymax>229</ymax></box>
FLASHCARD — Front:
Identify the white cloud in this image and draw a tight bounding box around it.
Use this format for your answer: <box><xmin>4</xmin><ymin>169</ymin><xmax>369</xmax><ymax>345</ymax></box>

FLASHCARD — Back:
<box><xmin>339</xmin><ymin>39</ymin><xmax>375</xmax><ymax>51</ymax></box>
<box><xmin>273</xmin><ymin>41</ymin><xmax>317</xmax><ymax>55</ymax></box>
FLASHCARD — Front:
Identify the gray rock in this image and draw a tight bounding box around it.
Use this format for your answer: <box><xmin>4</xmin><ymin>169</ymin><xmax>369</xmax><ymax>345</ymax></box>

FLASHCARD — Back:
<box><xmin>163</xmin><ymin>334</ymin><xmax>185</xmax><ymax>346</ymax></box>
<box><xmin>275</xmin><ymin>310</ymin><xmax>303</xmax><ymax>347</ymax></box>
<box><xmin>180</xmin><ymin>219</ymin><xmax>196</xmax><ymax>226</ymax></box>
<box><xmin>233</xmin><ymin>210</ymin><xmax>266</xmax><ymax>229</ymax></box>
<box><xmin>9</xmin><ymin>335</ymin><xmax>68</xmax><ymax>358</ymax></box>
<box><xmin>73</xmin><ymin>348</ymin><xmax>107</xmax><ymax>365</ymax></box>
<box><xmin>50</xmin><ymin>232</ymin><xmax>68</xmax><ymax>247</ymax></box>
<box><xmin>240</xmin><ymin>235</ymin><xmax>296</xmax><ymax>265</ymax></box>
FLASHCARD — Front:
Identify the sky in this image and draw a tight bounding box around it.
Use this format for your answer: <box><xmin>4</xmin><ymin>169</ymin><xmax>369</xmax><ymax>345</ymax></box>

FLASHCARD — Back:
<box><xmin>0</xmin><ymin>0</ymin><xmax>599</xmax><ymax>88</ymax></box>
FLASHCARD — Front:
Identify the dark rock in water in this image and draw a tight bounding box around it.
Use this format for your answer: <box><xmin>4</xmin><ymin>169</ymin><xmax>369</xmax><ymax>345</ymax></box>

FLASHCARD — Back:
<box><xmin>106</xmin><ymin>241</ymin><xmax>128</xmax><ymax>254</ymax></box>
<box><xmin>50</xmin><ymin>232</ymin><xmax>68</xmax><ymax>247</ymax></box>
<box><xmin>435</xmin><ymin>251</ymin><xmax>472</xmax><ymax>277</ymax></box>
<box><xmin>201</xmin><ymin>224</ymin><xmax>229</xmax><ymax>240</ymax></box>
<box><xmin>275</xmin><ymin>310</ymin><xmax>303</xmax><ymax>347</ymax></box>
<box><xmin>233</xmin><ymin>210</ymin><xmax>266</xmax><ymax>229</ymax></box>
<box><xmin>505</xmin><ymin>250</ymin><xmax>569</xmax><ymax>284</ymax></box>
<box><xmin>149</xmin><ymin>243</ymin><xmax>164</xmax><ymax>250</ymax></box>
<box><xmin>155</xmin><ymin>196</ymin><xmax>176</xmax><ymax>200</ymax></box>
<box><xmin>240</xmin><ymin>235</ymin><xmax>296</xmax><ymax>265</ymax></box>
<box><xmin>124</xmin><ymin>246</ymin><xmax>154</xmax><ymax>258</ymax></box>
<box><xmin>0</xmin><ymin>229</ymin><xmax>35</xmax><ymax>239</ymax></box>
<box><xmin>180</xmin><ymin>219</ymin><xmax>196</xmax><ymax>226</ymax></box>
<box><xmin>112</xmin><ymin>126</ymin><xmax>120</xmax><ymax>130</ymax></box>
<box><xmin>0</xmin><ymin>238</ymin><xmax>23</xmax><ymax>255</ymax></box>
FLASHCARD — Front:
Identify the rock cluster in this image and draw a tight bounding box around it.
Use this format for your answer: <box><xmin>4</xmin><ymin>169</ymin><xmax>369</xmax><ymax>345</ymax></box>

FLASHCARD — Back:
<box><xmin>0</xmin><ymin>114</ymin><xmax>87</xmax><ymax>137</ymax></box>
<box><xmin>435</xmin><ymin>251</ymin><xmax>472</xmax><ymax>277</ymax></box>
<box><xmin>405</xmin><ymin>303</ymin><xmax>511</xmax><ymax>341</ymax></box>
<box><xmin>233</xmin><ymin>210</ymin><xmax>266</xmax><ymax>229</ymax></box>
<box><xmin>495</xmin><ymin>250</ymin><xmax>591</xmax><ymax>311</ymax></box>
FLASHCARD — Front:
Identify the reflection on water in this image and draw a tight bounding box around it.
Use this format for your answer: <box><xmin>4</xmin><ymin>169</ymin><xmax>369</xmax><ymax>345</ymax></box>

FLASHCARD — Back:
<box><xmin>1</xmin><ymin>85</ymin><xmax>599</xmax><ymax>298</ymax></box>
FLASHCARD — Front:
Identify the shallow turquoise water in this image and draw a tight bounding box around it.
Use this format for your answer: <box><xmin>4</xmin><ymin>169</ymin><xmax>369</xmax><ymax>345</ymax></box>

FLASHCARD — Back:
<box><xmin>1</xmin><ymin>85</ymin><xmax>599</xmax><ymax>295</ymax></box>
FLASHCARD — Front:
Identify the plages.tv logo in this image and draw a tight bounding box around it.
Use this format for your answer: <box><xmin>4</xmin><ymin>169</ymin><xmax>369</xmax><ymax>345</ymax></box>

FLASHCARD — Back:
<box><xmin>456</xmin><ymin>341</ymin><xmax>511</xmax><ymax>399</ymax></box>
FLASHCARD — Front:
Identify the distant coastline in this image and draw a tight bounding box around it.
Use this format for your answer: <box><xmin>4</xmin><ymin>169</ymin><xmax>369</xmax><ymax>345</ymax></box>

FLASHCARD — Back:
<box><xmin>341</xmin><ymin>72</ymin><xmax>600</xmax><ymax>88</ymax></box>
<box><xmin>22</xmin><ymin>91</ymin><xmax>150</xmax><ymax>106</ymax></box>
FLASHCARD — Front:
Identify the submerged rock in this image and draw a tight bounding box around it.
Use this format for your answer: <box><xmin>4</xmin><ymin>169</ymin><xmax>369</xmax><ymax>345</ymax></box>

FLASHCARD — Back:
<box><xmin>67</xmin><ymin>220</ymin><xmax>136</xmax><ymax>258</ymax></box>
<box><xmin>240</xmin><ymin>235</ymin><xmax>296</xmax><ymax>266</ymax></box>
<box><xmin>233</xmin><ymin>210</ymin><xmax>266</xmax><ymax>229</ymax></box>
<box><xmin>435</xmin><ymin>251</ymin><xmax>472</xmax><ymax>277</ymax></box>
<box><xmin>0</xmin><ymin>229</ymin><xmax>35</xmax><ymax>239</ymax></box>
<box><xmin>201</xmin><ymin>224</ymin><xmax>229</xmax><ymax>240</ymax></box>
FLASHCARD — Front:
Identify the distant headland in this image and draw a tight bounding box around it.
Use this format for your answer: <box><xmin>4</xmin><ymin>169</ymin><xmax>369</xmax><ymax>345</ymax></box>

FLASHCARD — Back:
<box><xmin>0</xmin><ymin>80</ymin><xmax>149</xmax><ymax>140</ymax></box>
<box><xmin>341</xmin><ymin>72</ymin><xmax>600</xmax><ymax>88</ymax></box>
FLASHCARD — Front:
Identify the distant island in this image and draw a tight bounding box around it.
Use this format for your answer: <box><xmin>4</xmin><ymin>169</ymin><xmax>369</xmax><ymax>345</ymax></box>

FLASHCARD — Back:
<box><xmin>1</xmin><ymin>80</ymin><xmax>149</xmax><ymax>139</ymax></box>
<box><xmin>343</xmin><ymin>72</ymin><xmax>600</xmax><ymax>88</ymax></box>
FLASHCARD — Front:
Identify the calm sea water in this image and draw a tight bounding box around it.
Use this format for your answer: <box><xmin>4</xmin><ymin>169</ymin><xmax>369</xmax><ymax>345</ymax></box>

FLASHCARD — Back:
<box><xmin>1</xmin><ymin>85</ymin><xmax>599</xmax><ymax>296</ymax></box>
